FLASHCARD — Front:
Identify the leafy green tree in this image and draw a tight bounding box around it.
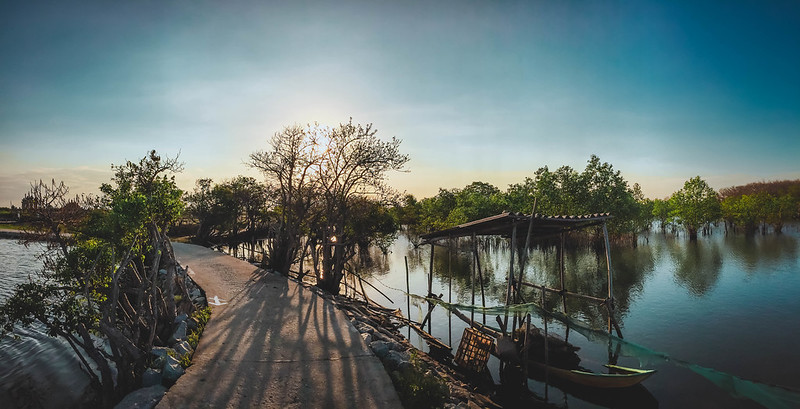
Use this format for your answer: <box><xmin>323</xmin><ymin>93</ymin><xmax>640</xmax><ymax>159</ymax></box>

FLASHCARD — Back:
<box><xmin>766</xmin><ymin>193</ymin><xmax>796</xmax><ymax>233</ymax></box>
<box><xmin>505</xmin><ymin>177</ymin><xmax>537</xmax><ymax>213</ymax></box>
<box><xmin>185</xmin><ymin>178</ymin><xmax>216</xmax><ymax>241</ymax></box>
<box><xmin>669</xmin><ymin>176</ymin><xmax>721</xmax><ymax>239</ymax></box>
<box><xmin>652</xmin><ymin>198</ymin><xmax>673</xmax><ymax>232</ymax></box>
<box><xmin>390</xmin><ymin>194</ymin><xmax>421</xmax><ymax>227</ymax></box>
<box><xmin>417</xmin><ymin>188</ymin><xmax>457</xmax><ymax>232</ymax></box>
<box><xmin>1</xmin><ymin>151</ymin><xmax>189</xmax><ymax>407</ymax></box>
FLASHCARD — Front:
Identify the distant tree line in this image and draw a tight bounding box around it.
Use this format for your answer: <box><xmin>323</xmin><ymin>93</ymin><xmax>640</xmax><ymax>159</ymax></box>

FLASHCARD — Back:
<box><xmin>391</xmin><ymin>158</ymin><xmax>800</xmax><ymax>243</ymax></box>
<box><xmin>391</xmin><ymin>155</ymin><xmax>653</xmax><ymax>245</ymax></box>
<box><xmin>654</xmin><ymin>178</ymin><xmax>800</xmax><ymax>237</ymax></box>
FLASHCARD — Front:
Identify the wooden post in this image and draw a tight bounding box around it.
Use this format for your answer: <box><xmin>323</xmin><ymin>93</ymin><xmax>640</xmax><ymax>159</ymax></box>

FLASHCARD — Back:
<box><xmin>560</xmin><ymin>232</ymin><xmax>567</xmax><ymax>313</ymax></box>
<box><xmin>523</xmin><ymin>313</ymin><xmax>530</xmax><ymax>384</ymax></box>
<box><xmin>503</xmin><ymin>224</ymin><xmax>517</xmax><ymax>336</ymax></box>
<box><xmin>428</xmin><ymin>242</ymin><xmax>435</xmax><ymax>334</ymax></box>
<box><xmin>514</xmin><ymin>201</ymin><xmax>537</xmax><ymax>338</ymax></box>
<box><xmin>472</xmin><ymin>233</ymin><xmax>486</xmax><ymax>325</ymax></box>
<box><xmin>471</xmin><ymin>234</ymin><xmax>476</xmax><ymax>322</ymax></box>
<box><xmin>448</xmin><ymin>238</ymin><xmax>452</xmax><ymax>347</ymax></box>
<box><xmin>542</xmin><ymin>285</ymin><xmax>549</xmax><ymax>401</ymax></box>
<box><xmin>602</xmin><ymin>222</ymin><xmax>614</xmax><ymax>335</ymax></box>
<box><xmin>405</xmin><ymin>256</ymin><xmax>411</xmax><ymax>339</ymax></box>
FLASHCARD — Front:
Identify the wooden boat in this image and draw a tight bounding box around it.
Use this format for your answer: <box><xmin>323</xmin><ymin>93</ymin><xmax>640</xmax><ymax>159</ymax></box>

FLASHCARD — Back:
<box><xmin>516</xmin><ymin>324</ymin><xmax>656</xmax><ymax>389</ymax></box>
<box><xmin>528</xmin><ymin>362</ymin><xmax>656</xmax><ymax>389</ymax></box>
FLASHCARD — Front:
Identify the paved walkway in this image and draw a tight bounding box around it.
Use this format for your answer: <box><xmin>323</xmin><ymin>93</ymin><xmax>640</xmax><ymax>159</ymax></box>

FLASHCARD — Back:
<box><xmin>156</xmin><ymin>243</ymin><xmax>402</xmax><ymax>409</ymax></box>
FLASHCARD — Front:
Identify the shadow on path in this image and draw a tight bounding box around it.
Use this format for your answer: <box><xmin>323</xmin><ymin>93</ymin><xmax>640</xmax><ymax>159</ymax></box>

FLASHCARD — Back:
<box><xmin>156</xmin><ymin>243</ymin><xmax>402</xmax><ymax>409</ymax></box>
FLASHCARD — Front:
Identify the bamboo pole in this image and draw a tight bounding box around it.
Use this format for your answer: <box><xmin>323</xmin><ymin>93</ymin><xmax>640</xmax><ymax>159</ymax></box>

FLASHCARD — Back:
<box><xmin>519</xmin><ymin>281</ymin><xmax>607</xmax><ymax>303</ymax></box>
<box><xmin>405</xmin><ymin>256</ymin><xmax>411</xmax><ymax>339</ymax></box>
<box><xmin>473</xmin><ymin>236</ymin><xmax>486</xmax><ymax>325</ymax></box>
<box><xmin>513</xmin><ymin>200</ymin><xmax>537</xmax><ymax>339</ymax></box>
<box><xmin>428</xmin><ymin>242</ymin><xmax>435</xmax><ymax>334</ymax></box>
<box><xmin>503</xmin><ymin>224</ymin><xmax>517</xmax><ymax>337</ymax></box>
<box><xmin>560</xmin><ymin>232</ymin><xmax>566</xmax><ymax>312</ymax></box>
<box><xmin>542</xmin><ymin>285</ymin><xmax>549</xmax><ymax>401</ymax></box>
<box><xmin>602</xmin><ymin>222</ymin><xmax>614</xmax><ymax>334</ymax></box>
<box><xmin>448</xmin><ymin>238</ymin><xmax>452</xmax><ymax>348</ymax></box>
<box><xmin>471</xmin><ymin>234</ymin><xmax>476</xmax><ymax>323</ymax></box>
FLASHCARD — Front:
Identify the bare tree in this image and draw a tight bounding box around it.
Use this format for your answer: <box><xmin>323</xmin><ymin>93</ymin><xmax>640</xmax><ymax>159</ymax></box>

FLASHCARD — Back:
<box><xmin>315</xmin><ymin>119</ymin><xmax>408</xmax><ymax>294</ymax></box>
<box><xmin>249</xmin><ymin>125</ymin><xmax>320</xmax><ymax>274</ymax></box>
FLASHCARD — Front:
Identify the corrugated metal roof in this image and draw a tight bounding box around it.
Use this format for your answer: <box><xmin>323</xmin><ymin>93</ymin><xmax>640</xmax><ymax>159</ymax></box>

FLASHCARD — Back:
<box><xmin>420</xmin><ymin>211</ymin><xmax>612</xmax><ymax>242</ymax></box>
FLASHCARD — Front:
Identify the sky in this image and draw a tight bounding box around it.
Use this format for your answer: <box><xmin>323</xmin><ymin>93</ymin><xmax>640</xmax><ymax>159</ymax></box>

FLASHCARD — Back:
<box><xmin>1</xmin><ymin>0</ymin><xmax>799</xmax><ymax>206</ymax></box>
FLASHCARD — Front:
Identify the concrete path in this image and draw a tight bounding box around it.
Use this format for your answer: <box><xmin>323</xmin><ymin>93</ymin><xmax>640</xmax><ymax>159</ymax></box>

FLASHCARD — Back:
<box><xmin>156</xmin><ymin>243</ymin><xmax>403</xmax><ymax>409</ymax></box>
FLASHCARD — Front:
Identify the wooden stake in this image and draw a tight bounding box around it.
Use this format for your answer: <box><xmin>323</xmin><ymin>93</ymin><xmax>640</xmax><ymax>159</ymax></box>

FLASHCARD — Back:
<box><xmin>405</xmin><ymin>255</ymin><xmax>411</xmax><ymax>339</ymax></box>
<box><xmin>473</xmin><ymin>236</ymin><xmax>486</xmax><ymax>325</ymax></box>
<box><xmin>428</xmin><ymin>243</ymin><xmax>435</xmax><ymax>334</ymax></box>
<box><xmin>503</xmin><ymin>224</ymin><xmax>517</xmax><ymax>337</ymax></box>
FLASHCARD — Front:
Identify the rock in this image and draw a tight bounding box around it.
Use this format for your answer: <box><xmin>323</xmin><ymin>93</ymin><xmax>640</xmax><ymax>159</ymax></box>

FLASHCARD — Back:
<box><xmin>386</xmin><ymin>350</ymin><xmax>410</xmax><ymax>370</ymax></box>
<box><xmin>170</xmin><ymin>321</ymin><xmax>187</xmax><ymax>343</ymax></box>
<box><xmin>369</xmin><ymin>340</ymin><xmax>391</xmax><ymax>359</ymax></box>
<box><xmin>149</xmin><ymin>347</ymin><xmax>170</xmax><ymax>369</ymax></box>
<box><xmin>361</xmin><ymin>333</ymin><xmax>373</xmax><ymax>344</ymax></box>
<box><xmin>190</xmin><ymin>288</ymin><xmax>202</xmax><ymax>299</ymax></box>
<box><xmin>353</xmin><ymin>321</ymin><xmax>374</xmax><ymax>334</ymax></box>
<box><xmin>113</xmin><ymin>385</ymin><xmax>167</xmax><ymax>409</ymax></box>
<box><xmin>150</xmin><ymin>347</ymin><xmax>170</xmax><ymax>357</ymax></box>
<box><xmin>174</xmin><ymin>313</ymin><xmax>188</xmax><ymax>324</ymax></box>
<box><xmin>174</xmin><ymin>340</ymin><xmax>193</xmax><ymax>357</ymax></box>
<box><xmin>174</xmin><ymin>341</ymin><xmax>194</xmax><ymax>356</ymax></box>
<box><xmin>186</xmin><ymin>317</ymin><xmax>198</xmax><ymax>331</ymax></box>
<box><xmin>367</xmin><ymin>330</ymin><xmax>386</xmax><ymax>342</ymax></box>
<box><xmin>141</xmin><ymin>368</ymin><xmax>162</xmax><ymax>388</ymax></box>
<box><xmin>158</xmin><ymin>269</ymin><xmax>167</xmax><ymax>275</ymax></box>
<box><xmin>161</xmin><ymin>355</ymin><xmax>185</xmax><ymax>386</ymax></box>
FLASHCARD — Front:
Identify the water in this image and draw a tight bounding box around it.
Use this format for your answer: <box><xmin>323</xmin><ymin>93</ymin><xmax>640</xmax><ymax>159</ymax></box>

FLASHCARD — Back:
<box><xmin>0</xmin><ymin>239</ymin><xmax>93</xmax><ymax>409</ymax></box>
<box><xmin>7</xmin><ymin>226</ymin><xmax>800</xmax><ymax>408</ymax></box>
<box><xmin>350</xmin><ymin>226</ymin><xmax>800</xmax><ymax>408</ymax></box>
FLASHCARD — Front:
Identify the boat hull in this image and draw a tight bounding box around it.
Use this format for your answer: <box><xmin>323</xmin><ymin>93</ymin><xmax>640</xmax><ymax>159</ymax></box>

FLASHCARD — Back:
<box><xmin>528</xmin><ymin>362</ymin><xmax>656</xmax><ymax>389</ymax></box>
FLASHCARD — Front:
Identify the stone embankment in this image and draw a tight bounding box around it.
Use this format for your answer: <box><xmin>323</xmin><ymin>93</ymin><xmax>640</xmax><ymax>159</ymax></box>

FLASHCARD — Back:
<box><xmin>114</xmin><ymin>265</ymin><xmax>209</xmax><ymax>409</ymax></box>
<box><xmin>299</xmin><ymin>283</ymin><xmax>501</xmax><ymax>409</ymax></box>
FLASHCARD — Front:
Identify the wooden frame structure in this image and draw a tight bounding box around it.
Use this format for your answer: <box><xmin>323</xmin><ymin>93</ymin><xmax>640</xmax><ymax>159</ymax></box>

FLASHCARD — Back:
<box><xmin>419</xmin><ymin>211</ymin><xmax>622</xmax><ymax>339</ymax></box>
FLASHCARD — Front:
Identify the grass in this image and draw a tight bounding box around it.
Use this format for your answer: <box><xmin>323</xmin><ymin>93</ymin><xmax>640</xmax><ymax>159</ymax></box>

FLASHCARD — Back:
<box><xmin>390</xmin><ymin>350</ymin><xmax>450</xmax><ymax>409</ymax></box>
<box><xmin>0</xmin><ymin>223</ymin><xmax>33</xmax><ymax>231</ymax></box>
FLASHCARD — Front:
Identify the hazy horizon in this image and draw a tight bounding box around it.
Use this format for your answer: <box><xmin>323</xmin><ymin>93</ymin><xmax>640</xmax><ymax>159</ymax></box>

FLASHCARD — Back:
<box><xmin>2</xmin><ymin>1</ymin><xmax>799</xmax><ymax>206</ymax></box>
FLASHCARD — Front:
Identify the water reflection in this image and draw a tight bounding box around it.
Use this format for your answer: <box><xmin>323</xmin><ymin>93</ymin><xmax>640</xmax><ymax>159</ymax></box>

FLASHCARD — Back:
<box><xmin>362</xmin><ymin>233</ymin><xmax>660</xmax><ymax>332</ymax></box>
<box><xmin>241</xmin><ymin>226</ymin><xmax>800</xmax><ymax>408</ymax></box>
<box><xmin>667</xmin><ymin>238</ymin><xmax>723</xmax><ymax>296</ymax></box>
<box><xmin>723</xmin><ymin>233</ymin><xmax>798</xmax><ymax>274</ymax></box>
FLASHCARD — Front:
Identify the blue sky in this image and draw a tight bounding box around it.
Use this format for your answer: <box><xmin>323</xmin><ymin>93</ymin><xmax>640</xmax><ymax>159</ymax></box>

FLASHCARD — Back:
<box><xmin>1</xmin><ymin>0</ymin><xmax>798</xmax><ymax>206</ymax></box>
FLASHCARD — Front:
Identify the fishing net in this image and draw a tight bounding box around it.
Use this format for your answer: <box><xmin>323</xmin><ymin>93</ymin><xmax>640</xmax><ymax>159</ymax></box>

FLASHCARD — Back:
<box><xmin>409</xmin><ymin>294</ymin><xmax>800</xmax><ymax>409</ymax></box>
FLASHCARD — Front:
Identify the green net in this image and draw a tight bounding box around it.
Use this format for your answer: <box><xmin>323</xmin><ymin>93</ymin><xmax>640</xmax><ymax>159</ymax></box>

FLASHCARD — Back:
<box><xmin>410</xmin><ymin>294</ymin><xmax>800</xmax><ymax>409</ymax></box>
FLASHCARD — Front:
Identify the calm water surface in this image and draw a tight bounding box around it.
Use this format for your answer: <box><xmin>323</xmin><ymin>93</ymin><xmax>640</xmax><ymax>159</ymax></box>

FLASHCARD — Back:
<box><xmin>4</xmin><ymin>225</ymin><xmax>800</xmax><ymax>408</ymax></box>
<box><xmin>0</xmin><ymin>239</ymin><xmax>92</xmax><ymax>409</ymax></box>
<box><xmin>352</xmin><ymin>225</ymin><xmax>800</xmax><ymax>408</ymax></box>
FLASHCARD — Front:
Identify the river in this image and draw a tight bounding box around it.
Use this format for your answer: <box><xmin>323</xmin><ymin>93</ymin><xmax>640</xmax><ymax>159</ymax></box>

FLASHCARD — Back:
<box><xmin>348</xmin><ymin>225</ymin><xmax>800</xmax><ymax>408</ymax></box>
<box><xmin>4</xmin><ymin>225</ymin><xmax>800</xmax><ymax>408</ymax></box>
<box><xmin>0</xmin><ymin>239</ymin><xmax>93</xmax><ymax>409</ymax></box>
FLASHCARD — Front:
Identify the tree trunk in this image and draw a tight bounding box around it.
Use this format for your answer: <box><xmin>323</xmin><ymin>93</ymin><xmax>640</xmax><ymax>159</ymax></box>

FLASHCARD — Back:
<box><xmin>688</xmin><ymin>226</ymin><xmax>698</xmax><ymax>240</ymax></box>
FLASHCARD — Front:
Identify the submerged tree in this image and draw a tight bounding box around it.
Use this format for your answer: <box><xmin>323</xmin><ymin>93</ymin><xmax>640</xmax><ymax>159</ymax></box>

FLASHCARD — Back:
<box><xmin>249</xmin><ymin>125</ymin><xmax>320</xmax><ymax>275</ymax></box>
<box><xmin>249</xmin><ymin>120</ymin><xmax>407</xmax><ymax>293</ymax></box>
<box><xmin>0</xmin><ymin>151</ymin><xmax>190</xmax><ymax>407</ymax></box>
<box><xmin>315</xmin><ymin>120</ymin><xmax>408</xmax><ymax>294</ymax></box>
<box><xmin>669</xmin><ymin>176</ymin><xmax>721</xmax><ymax>240</ymax></box>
